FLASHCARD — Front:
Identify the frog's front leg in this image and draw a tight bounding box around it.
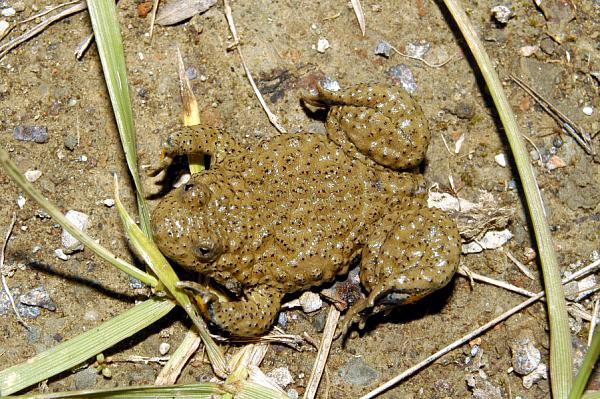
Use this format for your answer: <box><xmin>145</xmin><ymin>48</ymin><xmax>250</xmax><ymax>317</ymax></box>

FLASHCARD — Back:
<box><xmin>186</xmin><ymin>282</ymin><xmax>284</xmax><ymax>337</ymax></box>
<box><xmin>339</xmin><ymin>203</ymin><xmax>461</xmax><ymax>336</ymax></box>
<box><xmin>303</xmin><ymin>83</ymin><xmax>430</xmax><ymax>170</ymax></box>
<box><xmin>148</xmin><ymin>125</ymin><xmax>245</xmax><ymax>176</ymax></box>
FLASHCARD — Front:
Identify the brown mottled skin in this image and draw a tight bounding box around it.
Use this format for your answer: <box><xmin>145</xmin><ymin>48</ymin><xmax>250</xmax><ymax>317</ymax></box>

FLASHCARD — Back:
<box><xmin>150</xmin><ymin>83</ymin><xmax>461</xmax><ymax>337</ymax></box>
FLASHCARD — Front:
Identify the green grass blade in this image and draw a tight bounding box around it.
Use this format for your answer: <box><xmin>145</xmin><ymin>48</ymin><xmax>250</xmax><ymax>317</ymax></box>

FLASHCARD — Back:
<box><xmin>86</xmin><ymin>0</ymin><xmax>152</xmax><ymax>238</ymax></box>
<box><xmin>0</xmin><ymin>297</ymin><xmax>175</xmax><ymax>396</ymax></box>
<box><xmin>441</xmin><ymin>0</ymin><xmax>573</xmax><ymax>397</ymax></box>
<box><xmin>568</xmin><ymin>330</ymin><xmax>600</xmax><ymax>399</ymax></box>
<box><xmin>0</xmin><ymin>148</ymin><xmax>157</xmax><ymax>287</ymax></box>
<box><xmin>10</xmin><ymin>382</ymin><xmax>226</xmax><ymax>398</ymax></box>
<box><xmin>113</xmin><ymin>177</ymin><xmax>228</xmax><ymax>377</ymax></box>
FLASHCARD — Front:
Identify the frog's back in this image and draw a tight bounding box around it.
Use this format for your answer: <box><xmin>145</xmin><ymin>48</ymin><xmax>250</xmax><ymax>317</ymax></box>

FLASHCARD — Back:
<box><xmin>203</xmin><ymin>133</ymin><xmax>418</xmax><ymax>292</ymax></box>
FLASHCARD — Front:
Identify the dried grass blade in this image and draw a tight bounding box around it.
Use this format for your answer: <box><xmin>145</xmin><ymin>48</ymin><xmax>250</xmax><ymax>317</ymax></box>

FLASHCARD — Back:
<box><xmin>86</xmin><ymin>0</ymin><xmax>153</xmax><ymax>237</ymax></box>
<box><xmin>0</xmin><ymin>297</ymin><xmax>175</xmax><ymax>396</ymax></box>
<box><xmin>441</xmin><ymin>0</ymin><xmax>573</xmax><ymax>397</ymax></box>
<box><xmin>113</xmin><ymin>176</ymin><xmax>228</xmax><ymax>377</ymax></box>
<box><xmin>350</xmin><ymin>0</ymin><xmax>366</xmax><ymax>36</ymax></box>
<box><xmin>0</xmin><ymin>148</ymin><xmax>157</xmax><ymax>287</ymax></box>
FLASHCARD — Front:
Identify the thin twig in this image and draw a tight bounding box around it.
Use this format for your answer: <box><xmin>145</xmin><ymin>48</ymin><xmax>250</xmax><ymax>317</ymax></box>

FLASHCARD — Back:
<box><xmin>18</xmin><ymin>1</ymin><xmax>80</xmax><ymax>24</ymax></box>
<box><xmin>149</xmin><ymin>0</ymin><xmax>160</xmax><ymax>39</ymax></box>
<box><xmin>360</xmin><ymin>259</ymin><xmax>600</xmax><ymax>399</ymax></box>
<box><xmin>223</xmin><ymin>0</ymin><xmax>287</xmax><ymax>133</ymax></box>
<box><xmin>350</xmin><ymin>0</ymin><xmax>365</xmax><ymax>36</ymax></box>
<box><xmin>0</xmin><ymin>213</ymin><xmax>28</xmax><ymax>329</ymax></box>
<box><xmin>457</xmin><ymin>268</ymin><xmax>537</xmax><ymax>298</ymax></box>
<box><xmin>504</xmin><ymin>250</ymin><xmax>536</xmax><ymax>280</ymax></box>
<box><xmin>0</xmin><ymin>1</ymin><xmax>87</xmax><ymax>60</ymax></box>
<box><xmin>390</xmin><ymin>44</ymin><xmax>456</xmax><ymax>68</ymax></box>
<box><xmin>74</xmin><ymin>32</ymin><xmax>94</xmax><ymax>60</ymax></box>
<box><xmin>510</xmin><ymin>74</ymin><xmax>594</xmax><ymax>155</ymax></box>
<box><xmin>303</xmin><ymin>306</ymin><xmax>340</xmax><ymax>399</ymax></box>
<box><xmin>589</xmin><ymin>299</ymin><xmax>599</xmax><ymax>347</ymax></box>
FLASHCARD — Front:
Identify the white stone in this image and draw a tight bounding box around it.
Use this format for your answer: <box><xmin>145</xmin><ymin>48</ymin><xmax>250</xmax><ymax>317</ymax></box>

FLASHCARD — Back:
<box><xmin>267</xmin><ymin>367</ymin><xmax>294</xmax><ymax>388</ymax></box>
<box><xmin>582</xmin><ymin>105</ymin><xmax>593</xmax><ymax>116</ymax></box>
<box><xmin>299</xmin><ymin>291</ymin><xmax>323</xmax><ymax>313</ymax></box>
<box><xmin>519</xmin><ymin>45</ymin><xmax>538</xmax><ymax>57</ymax></box>
<box><xmin>494</xmin><ymin>153</ymin><xmax>507</xmax><ymax>167</ymax></box>
<box><xmin>1</xmin><ymin>8</ymin><xmax>16</xmax><ymax>17</ymax></box>
<box><xmin>61</xmin><ymin>210</ymin><xmax>89</xmax><ymax>253</ymax></box>
<box><xmin>16</xmin><ymin>195</ymin><xmax>26</xmax><ymax>209</ymax></box>
<box><xmin>0</xmin><ymin>20</ymin><xmax>9</xmax><ymax>36</ymax></box>
<box><xmin>102</xmin><ymin>198</ymin><xmax>115</xmax><ymax>207</ymax></box>
<box><xmin>54</xmin><ymin>248</ymin><xmax>70</xmax><ymax>261</ymax></box>
<box><xmin>316</xmin><ymin>38</ymin><xmax>330</xmax><ymax>53</ymax></box>
<box><xmin>159</xmin><ymin>342</ymin><xmax>171</xmax><ymax>355</ymax></box>
<box><xmin>462</xmin><ymin>229</ymin><xmax>513</xmax><ymax>253</ymax></box>
<box><xmin>24</xmin><ymin>169</ymin><xmax>42</xmax><ymax>182</ymax></box>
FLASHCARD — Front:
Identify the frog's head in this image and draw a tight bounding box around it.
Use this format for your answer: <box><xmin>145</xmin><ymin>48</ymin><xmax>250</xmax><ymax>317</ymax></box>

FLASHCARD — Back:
<box><xmin>152</xmin><ymin>180</ymin><xmax>224</xmax><ymax>273</ymax></box>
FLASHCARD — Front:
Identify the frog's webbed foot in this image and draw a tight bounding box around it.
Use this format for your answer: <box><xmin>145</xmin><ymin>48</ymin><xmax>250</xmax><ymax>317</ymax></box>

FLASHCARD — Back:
<box><xmin>180</xmin><ymin>281</ymin><xmax>283</xmax><ymax>337</ymax></box>
<box><xmin>304</xmin><ymin>82</ymin><xmax>430</xmax><ymax>170</ymax></box>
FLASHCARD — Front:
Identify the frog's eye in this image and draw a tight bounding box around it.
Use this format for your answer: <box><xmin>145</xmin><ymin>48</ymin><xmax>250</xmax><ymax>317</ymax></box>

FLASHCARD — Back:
<box><xmin>193</xmin><ymin>238</ymin><xmax>222</xmax><ymax>262</ymax></box>
<box><xmin>180</xmin><ymin>182</ymin><xmax>211</xmax><ymax>207</ymax></box>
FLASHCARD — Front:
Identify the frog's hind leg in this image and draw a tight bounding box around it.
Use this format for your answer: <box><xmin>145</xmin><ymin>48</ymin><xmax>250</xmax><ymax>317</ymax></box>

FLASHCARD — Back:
<box><xmin>147</xmin><ymin>125</ymin><xmax>245</xmax><ymax>176</ymax></box>
<box><xmin>303</xmin><ymin>83</ymin><xmax>430</xmax><ymax>170</ymax></box>
<box><xmin>184</xmin><ymin>282</ymin><xmax>284</xmax><ymax>337</ymax></box>
<box><xmin>339</xmin><ymin>205</ymin><xmax>460</xmax><ymax>337</ymax></box>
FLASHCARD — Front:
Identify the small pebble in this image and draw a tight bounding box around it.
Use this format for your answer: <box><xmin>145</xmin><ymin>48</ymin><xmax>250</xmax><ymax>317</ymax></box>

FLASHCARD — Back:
<box><xmin>405</xmin><ymin>42</ymin><xmax>430</xmax><ymax>58</ymax></box>
<box><xmin>549</xmin><ymin>146</ymin><xmax>557</xmax><ymax>155</ymax></box>
<box><xmin>552</xmin><ymin>137</ymin><xmax>563</xmax><ymax>148</ymax></box>
<box><xmin>320</xmin><ymin>76</ymin><xmax>340</xmax><ymax>92</ymax></box>
<box><xmin>16</xmin><ymin>195</ymin><xmax>26</xmax><ymax>209</ymax></box>
<box><xmin>185</xmin><ymin>66</ymin><xmax>198</xmax><ymax>80</ymax></box>
<box><xmin>84</xmin><ymin>308</ymin><xmax>100</xmax><ymax>321</ymax></box>
<box><xmin>1</xmin><ymin>7</ymin><xmax>15</xmax><ymax>17</ymax></box>
<box><xmin>35</xmin><ymin>209</ymin><xmax>50</xmax><ymax>219</ymax></box>
<box><xmin>338</xmin><ymin>357</ymin><xmax>380</xmax><ymax>386</ymax></box>
<box><xmin>582</xmin><ymin>105</ymin><xmax>593</xmax><ymax>116</ymax></box>
<box><xmin>129</xmin><ymin>276</ymin><xmax>143</xmax><ymax>289</ymax></box>
<box><xmin>316</xmin><ymin>38</ymin><xmax>330</xmax><ymax>53</ymax></box>
<box><xmin>24</xmin><ymin>169</ymin><xmax>42</xmax><ymax>182</ymax></box>
<box><xmin>374</xmin><ymin>40</ymin><xmax>392</xmax><ymax>58</ymax></box>
<box><xmin>63</xmin><ymin>134</ymin><xmax>78</xmax><ymax>151</ymax></box>
<box><xmin>101</xmin><ymin>367</ymin><xmax>112</xmax><ymax>379</ymax></box>
<box><xmin>529</xmin><ymin>149</ymin><xmax>540</xmax><ymax>161</ymax></box>
<box><xmin>510</xmin><ymin>330</ymin><xmax>541</xmax><ymax>375</ymax></box>
<box><xmin>61</xmin><ymin>210</ymin><xmax>89</xmax><ymax>253</ymax></box>
<box><xmin>73</xmin><ymin>367</ymin><xmax>98</xmax><ymax>390</ymax></box>
<box><xmin>13</xmin><ymin>125</ymin><xmax>48</xmax><ymax>143</ymax></box>
<box><xmin>490</xmin><ymin>5</ymin><xmax>513</xmax><ymax>23</ymax></box>
<box><xmin>522</xmin><ymin>363</ymin><xmax>547</xmax><ymax>388</ymax></box>
<box><xmin>277</xmin><ymin>311</ymin><xmax>288</xmax><ymax>328</ymax></box>
<box><xmin>54</xmin><ymin>248</ymin><xmax>70</xmax><ymax>261</ymax></box>
<box><xmin>20</xmin><ymin>286</ymin><xmax>56</xmax><ymax>311</ymax></box>
<box><xmin>0</xmin><ymin>20</ymin><xmax>8</xmax><ymax>36</ymax></box>
<box><xmin>519</xmin><ymin>45</ymin><xmax>538</xmax><ymax>57</ymax></box>
<box><xmin>12</xmin><ymin>1</ymin><xmax>25</xmax><ymax>12</ymax></box>
<box><xmin>507</xmin><ymin>180</ymin><xmax>517</xmax><ymax>190</ymax></box>
<box><xmin>287</xmin><ymin>388</ymin><xmax>299</xmax><ymax>399</ymax></box>
<box><xmin>494</xmin><ymin>153</ymin><xmax>507</xmax><ymax>167</ymax></box>
<box><xmin>546</xmin><ymin>155</ymin><xmax>566</xmax><ymax>170</ymax></box>
<box><xmin>32</xmin><ymin>245</ymin><xmax>41</xmax><ymax>253</ymax></box>
<box><xmin>159</xmin><ymin>342</ymin><xmax>171</xmax><ymax>355</ymax></box>
<box><xmin>386</xmin><ymin>64</ymin><xmax>417</xmax><ymax>94</ymax></box>
<box><xmin>102</xmin><ymin>198</ymin><xmax>115</xmax><ymax>207</ymax></box>
<box><xmin>299</xmin><ymin>291</ymin><xmax>322</xmax><ymax>313</ymax></box>
<box><xmin>267</xmin><ymin>367</ymin><xmax>294</xmax><ymax>388</ymax></box>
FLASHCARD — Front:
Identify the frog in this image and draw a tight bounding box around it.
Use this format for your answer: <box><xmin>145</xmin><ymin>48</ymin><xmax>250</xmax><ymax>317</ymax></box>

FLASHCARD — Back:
<box><xmin>149</xmin><ymin>83</ymin><xmax>461</xmax><ymax>337</ymax></box>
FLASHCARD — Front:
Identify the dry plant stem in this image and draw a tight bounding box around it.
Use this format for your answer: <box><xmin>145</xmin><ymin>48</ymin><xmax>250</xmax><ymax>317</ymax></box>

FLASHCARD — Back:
<box><xmin>504</xmin><ymin>250</ymin><xmax>536</xmax><ymax>280</ymax></box>
<box><xmin>304</xmin><ymin>306</ymin><xmax>340</xmax><ymax>399</ymax></box>
<box><xmin>350</xmin><ymin>0</ymin><xmax>365</xmax><ymax>36</ymax></box>
<box><xmin>510</xmin><ymin>74</ymin><xmax>594</xmax><ymax>155</ymax></box>
<box><xmin>155</xmin><ymin>327</ymin><xmax>202</xmax><ymax>385</ymax></box>
<box><xmin>0</xmin><ymin>213</ymin><xmax>28</xmax><ymax>329</ymax></box>
<box><xmin>0</xmin><ymin>149</ymin><xmax>158</xmax><ymax>287</ymax></box>
<box><xmin>149</xmin><ymin>0</ymin><xmax>160</xmax><ymax>39</ymax></box>
<box><xmin>457</xmin><ymin>269</ymin><xmax>537</xmax><ymax>298</ymax></box>
<box><xmin>361</xmin><ymin>259</ymin><xmax>600</xmax><ymax>399</ymax></box>
<box><xmin>223</xmin><ymin>0</ymin><xmax>287</xmax><ymax>134</ymax></box>
<box><xmin>0</xmin><ymin>1</ymin><xmax>86</xmax><ymax>60</ymax></box>
<box><xmin>390</xmin><ymin>44</ymin><xmax>455</xmax><ymax>68</ymax></box>
<box><xmin>442</xmin><ymin>0</ymin><xmax>573</xmax><ymax>396</ymax></box>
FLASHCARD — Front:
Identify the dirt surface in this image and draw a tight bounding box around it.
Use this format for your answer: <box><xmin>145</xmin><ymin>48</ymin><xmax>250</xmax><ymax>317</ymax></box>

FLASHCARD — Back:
<box><xmin>0</xmin><ymin>0</ymin><xmax>598</xmax><ymax>398</ymax></box>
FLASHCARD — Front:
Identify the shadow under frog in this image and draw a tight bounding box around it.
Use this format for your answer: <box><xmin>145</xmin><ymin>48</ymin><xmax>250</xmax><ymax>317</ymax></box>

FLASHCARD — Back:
<box><xmin>149</xmin><ymin>83</ymin><xmax>461</xmax><ymax>337</ymax></box>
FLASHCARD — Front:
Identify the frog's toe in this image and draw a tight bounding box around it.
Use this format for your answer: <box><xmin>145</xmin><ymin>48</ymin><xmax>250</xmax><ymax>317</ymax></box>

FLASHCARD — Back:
<box><xmin>146</xmin><ymin>155</ymin><xmax>173</xmax><ymax>177</ymax></box>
